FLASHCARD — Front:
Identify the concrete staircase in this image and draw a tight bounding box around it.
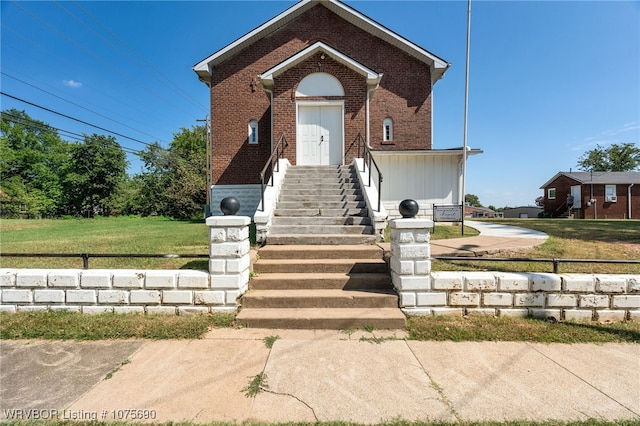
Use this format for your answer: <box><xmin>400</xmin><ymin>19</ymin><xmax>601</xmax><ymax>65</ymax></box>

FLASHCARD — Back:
<box><xmin>267</xmin><ymin>165</ymin><xmax>376</xmax><ymax>245</ymax></box>
<box><xmin>236</xmin><ymin>245</ymin><xmax>405</xmax><ymax>329</ymax></box>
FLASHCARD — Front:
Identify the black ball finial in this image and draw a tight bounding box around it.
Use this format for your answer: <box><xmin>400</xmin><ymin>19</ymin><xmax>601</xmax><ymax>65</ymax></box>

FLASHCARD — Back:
<box><xmin>220</xmin><ymin>196</ymin><xmax>240</xmax><ymax>215</ymax></box>
<box><xmin>399</xmin><ymin>199</ymin><xmax>419</xmax><ymax>218</ymax></box>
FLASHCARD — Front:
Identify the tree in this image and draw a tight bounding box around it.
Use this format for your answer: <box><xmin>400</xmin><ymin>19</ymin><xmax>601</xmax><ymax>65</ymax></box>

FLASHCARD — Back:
<box><xmin>64</xmin><ymin>134</ymin><xmax>127</xmax><ymax>217</ymax></box>
<box><xmin>576</xmin><ymin>143</ymin><xmax>640</xmax><ymax>172</ymax></box>
<box><xmin>135</xmin><ymin>126</ymin><xmax>206</xmax><ymax>219</ymax></box>
<box><xmin>464</xmin><ymin>194</ymin><xmax>482</xmax><ymax>207</ymax></box>
<box><xmin>0</xmin><ymin>109</ymin><xmax>70</xmax><ymax>217</ymax></box>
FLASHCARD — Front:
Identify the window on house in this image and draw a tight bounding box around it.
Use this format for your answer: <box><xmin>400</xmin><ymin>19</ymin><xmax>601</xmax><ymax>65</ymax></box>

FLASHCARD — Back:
<box><xmin>248</xmin><ymin>120</ymin><xmax>258</xmax><ymax>145</ymax></box>
<box><xmin>548</xmin><ymin>188</ymin><xmax>556</xmax><ymax>200</ymax></box>
<box><xmin>605</xmin><ymin>185</ymin><xmax>616</xmax><ymax>197</ymax></box>
<box><xmin>383</xmin><ymin>118</ymin><xmax>393</xmax><ymax>142</ymax></box>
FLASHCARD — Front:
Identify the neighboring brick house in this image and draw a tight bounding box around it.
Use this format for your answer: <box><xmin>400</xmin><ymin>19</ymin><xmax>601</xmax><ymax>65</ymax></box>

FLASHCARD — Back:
<box><xmin>540</xmin><ymin>171</ymin><xmax>640</xmax><ymax>219</ymax></box>
<box><xmin>193</xmin><ymin>0</ymin><xmax>481</xmax><ymax>217</ymax></box>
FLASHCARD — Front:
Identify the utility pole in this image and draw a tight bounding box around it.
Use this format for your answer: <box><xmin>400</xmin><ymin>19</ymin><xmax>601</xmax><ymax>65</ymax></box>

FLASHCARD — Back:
<box><xmin>461</xmin><ymin>0</ymin><xmax>471</xmax><ymax>236</ymax></box>
<box><xmin>197</xmin><ymin>116</ymin><xmax>212</xmax><ymax>208</ymax></box>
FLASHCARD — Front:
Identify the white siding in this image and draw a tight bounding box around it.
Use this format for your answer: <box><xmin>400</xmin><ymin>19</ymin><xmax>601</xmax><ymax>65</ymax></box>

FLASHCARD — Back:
<box><xmin>373</xmin><ymin>152</ymin><xmax>461</xmax><ymax>218</ymax></box>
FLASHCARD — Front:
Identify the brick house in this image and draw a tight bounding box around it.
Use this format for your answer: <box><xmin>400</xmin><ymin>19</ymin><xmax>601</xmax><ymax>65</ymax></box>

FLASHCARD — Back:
<box><xmin>540</xmin><ymin>171</ymin><xmax>640</xmax><ymax>219</ymax></box>
<box><xmin>193</xmin><ymin>0</ymin><xmax>481</xmax><ymax>218</ymax></box>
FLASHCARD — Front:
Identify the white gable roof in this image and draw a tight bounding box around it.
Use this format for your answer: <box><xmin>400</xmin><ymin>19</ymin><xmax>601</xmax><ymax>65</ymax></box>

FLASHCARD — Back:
<box><xmin>259</xmin><ymin>42</ymin><xmax>383</xmax><ymax>90</ymax></box>
<box><xmin>193</xmin><ymin>0</ymin><xmax>449</xmax><ymax>84</ymax></box>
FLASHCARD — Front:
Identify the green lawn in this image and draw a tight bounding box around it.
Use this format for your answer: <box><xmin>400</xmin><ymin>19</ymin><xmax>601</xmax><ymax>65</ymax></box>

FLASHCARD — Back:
<box><xmin>435</xmin><ymin>219</ymin><xmax>640</xmax><ymax>274</ymax></box>
<box><xmin>1</xmin><ymin>217</ymin><xmax>638</xmax><ymax>273</ymax></box>
<box><xmin>0</xmin><ymin>216</ymin><xmax>209</xmax><ymax>269</ymax></box>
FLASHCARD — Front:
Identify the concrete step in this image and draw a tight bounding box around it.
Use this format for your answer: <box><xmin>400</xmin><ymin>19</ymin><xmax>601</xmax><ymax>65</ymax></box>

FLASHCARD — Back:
<box><xmin>286</xmin><ymin>165</ymin><xmax>353</xmax><ymax>173</ymax></box>
<box><xmin>257</xmin><ymin>245</ymin><xmax>384</xmax><ymax>260</ymax></box>
<box><xmin>235</xmin><ymin>308</ymin><xmax>406</xmax><ymax>329</ymax></box>
<box><xmin>249</xmin><ymin>272</ymin><xmax>392</xmax><ymax>290</ymax></box>
<box><xmin>283</xmin><ymin>180</ymin><xmax>356</xmax><ymax>184</ymax></box>
<box><xmin>269</xmin><ymin>224</ymin><xmax>373</xmax><ymax>235</ymax></box>
<box><xmin>276</xmin><ymin>201</ymin><xmax>366</xmax><ymax>210</ymax></box>
<box><xmin>266</xmin><ymin>234</ymin><xmax>377</xmax><ymax>245</ymax></box>
<box><xmin>279</xmin><ymin>189</ymin><xmax>362</xmax><ymax>197</ymax></box>
<box><xmin>274</xmin><ymin>208</ymin><xmax>368</xmax><ymax>217</ymax></box>
<box><xmin>254</xmin><ymin>258</ymin><xmax>388</xmax><ymax>274</ymax></box>
<box><xmin>278</xmin><ymin>194</ymin><xmax>364</xmax><ymax>202</ymax></box>
<box><xmin>241</xmin><ymin>289</ymin><xmax>398</xmax><ymax>309</ymax></box>
<box><xmin>280</xmin><ymin>185</ymin><xmax>360</xmax><ymax>192</ymax></box>
<box><xmin>271</xmin><ymin>216</ymin><xmax>372</xmax><ymax>226</ymax></box>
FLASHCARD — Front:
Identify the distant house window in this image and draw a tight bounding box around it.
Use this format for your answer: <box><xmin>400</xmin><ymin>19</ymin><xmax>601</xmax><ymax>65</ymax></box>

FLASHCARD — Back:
<box><xmin>248</xmin><ymin>120</ymin><xmax>258</xmax><ymax>144</ymax></box>
<box><xmin>605</xmin><ymin>184</ymin><xmax>616</xmax><ymax>197</ymax></box>
<box><xmin>605</xmin><ymin>184</ymin><xmax>617</xmax><ymax>202</ymax></box>
<box><xmin>548</xmin><ymin>188</ymin><xmax>556</xmax><ymax>200</ymax></box>
<box><xmin>383</xmin><ymin>118</ymin><xmax>393</xmax><ymax>142</ymax></box>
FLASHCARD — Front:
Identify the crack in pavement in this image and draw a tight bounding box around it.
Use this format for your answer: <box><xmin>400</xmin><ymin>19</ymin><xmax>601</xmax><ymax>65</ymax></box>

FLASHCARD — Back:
<box><xmin>404</xmin><ymin>341</ymin><xmax>462</xmax><ymax>422</ymax></box>
<box><xmin>261</xmin><ymin>387</ymin><xmax>319</xmax><ymax>421</ymax></box>
<box><xmin>526</xmin><ymin>343</ymin><xmax>640</xmax><ymax>417</ymax></box>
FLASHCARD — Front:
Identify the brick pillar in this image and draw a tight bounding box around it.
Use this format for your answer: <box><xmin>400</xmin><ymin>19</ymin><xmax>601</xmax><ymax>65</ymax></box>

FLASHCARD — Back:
<box><xmin>206</xmin><ymin>216</ymin><xmax>251</xmax><ymax>312</ymax></box>
<box><xmin>389</xmin><ymin>218</ymin><xmax>434</xmax><ymax>315</ymax></box>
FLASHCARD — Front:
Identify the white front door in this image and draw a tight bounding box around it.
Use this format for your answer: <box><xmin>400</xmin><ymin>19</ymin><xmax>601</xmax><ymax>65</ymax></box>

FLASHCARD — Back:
<box><xmin>297</xmin><ymin>105</ymin><xmax>343</xmax><ymax>165</ymax></box>
<box><xmin>571</xmin><ymin>185</ymin><xmax>581</xmax><ymax>209</ymax></box>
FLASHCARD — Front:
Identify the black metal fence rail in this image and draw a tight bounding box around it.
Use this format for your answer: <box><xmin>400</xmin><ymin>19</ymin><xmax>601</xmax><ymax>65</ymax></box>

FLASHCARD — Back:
<box><xmin>1</xmin><ymin>253</ymin><xmax>209</xmax><ymax>269</ymax></box>
<box><xmin>433</xmin><ymin>256</ymin><xmax>640</xmax><ymax>274</ymax></box>
<box><xmin>2</xmin><ymin>253</ymin><xmax>638</xmax><ymax>273</ymax></box>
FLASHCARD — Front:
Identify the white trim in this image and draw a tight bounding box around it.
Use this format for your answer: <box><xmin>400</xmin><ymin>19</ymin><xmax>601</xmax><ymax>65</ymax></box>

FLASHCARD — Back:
<box><xmin>260</xmin><ymin>42</ymin><xmax>382</xmax><ymax>90</ymax></box>
<box><xmin>193</xmin><ymin>0</ymin><xmax>449</xmax><ymax>83</ymax></box>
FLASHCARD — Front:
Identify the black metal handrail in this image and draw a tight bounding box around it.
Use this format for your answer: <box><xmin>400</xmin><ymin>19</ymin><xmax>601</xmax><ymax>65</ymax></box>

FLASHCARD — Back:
<box><xmin>1</xmin><ymin>253</ymin><xmax>209</xmax><ymax>270</ymax></box>
<box><xmin>433</xmin><ymin>256</ymin><xmax>640</xmax><ymax>274</ymax></box>
<box><xmin>259</xmin><ymin>133</ymin><xmax>288</xmax><ymax>212</ymax></box>
<box><xmin>353</xmin><ymin>132</ymin><xmax>383</xmax><ymax>212</ymax></box>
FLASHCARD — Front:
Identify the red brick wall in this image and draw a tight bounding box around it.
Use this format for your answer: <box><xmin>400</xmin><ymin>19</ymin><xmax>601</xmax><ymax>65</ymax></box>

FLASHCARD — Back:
<box><xmin>542</xmin><ymin>175</ymin><xmax>639</xmax><ymax>219</ymax></box>
<box><xmin>209</xmin><ymin>4</ymin><xmax>433</xmax><ymax>185</ymax></box>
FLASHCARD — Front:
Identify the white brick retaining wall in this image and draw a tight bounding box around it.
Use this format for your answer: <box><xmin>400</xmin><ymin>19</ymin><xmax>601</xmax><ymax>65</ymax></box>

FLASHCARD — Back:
<box><xmin>0</xmin><ymin>269</ymin><xmax>237</xmax><ymax>314</ymax></box>
<box><xmin>390</xmin><ymin>218</ymin><xmax>639</xmax><ymax>322</ymax></box>
<box><xmin>0</xmin><ymin>216</ymin><xmax>252</xmax><ymax>315</ymax></box>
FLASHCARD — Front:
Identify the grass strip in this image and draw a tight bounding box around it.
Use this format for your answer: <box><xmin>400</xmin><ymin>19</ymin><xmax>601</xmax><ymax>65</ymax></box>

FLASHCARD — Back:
<box><xmin>0</xmin><ymin>311</ymin><xmax>234</xmax><ymax>340</ymax></box>
<box><xmin>2</xmin><ymin>312</ymin><xmax>639</xmax><ymax>344</ymax></box>
<box><xmin>407</xmin><ymin>316</ymin><xmax>640</xmax><ymax>344</ymax></box>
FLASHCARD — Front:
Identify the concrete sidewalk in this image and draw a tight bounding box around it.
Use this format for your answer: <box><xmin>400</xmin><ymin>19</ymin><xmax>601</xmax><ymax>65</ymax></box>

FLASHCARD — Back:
<box><xmin>1</xmin><ymin>330</ymin><xmax>638</xmax><ymax>423</ymax></box>
<box><xmin>381</xmin><ymin>220</ymin><xmax>549</xmax><ymax>257</ymax></box>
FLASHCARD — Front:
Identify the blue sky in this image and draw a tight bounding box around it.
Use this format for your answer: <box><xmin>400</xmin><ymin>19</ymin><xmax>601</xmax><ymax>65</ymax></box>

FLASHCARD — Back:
<box><xmin>1</xmin><ymin>0</ymin><xmax>638</xmax><ymax>208</ymax></box>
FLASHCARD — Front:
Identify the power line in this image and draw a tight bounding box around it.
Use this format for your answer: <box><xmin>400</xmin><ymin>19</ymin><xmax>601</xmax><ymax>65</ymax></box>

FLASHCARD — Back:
<box><xmin>0</xmin><ymin>29</ymin><xmax>187</xmax><ymax>132</ymax></box>
<box><xmin>7</xmin><ymin>0</ymin><xmax>203</xmax><ymax>121</ymax></box>
<box><xmin>2</xmin><ymin>72</ymin><xmax>166</xmax><ymax>143</ymax></box>
<box><xmin>1</xmin><ymin>91</ymin><xmax>155</xmax><ymax>148</ymax></box>
<box><xmin>2</xmin><ymin>111</ymin><xmax>144</xmax><ymax>157</ymax></box>
<box><xmin>69</xmin><ymin>0</ymin><xmax>208</xmax><ymax>112</ymax></box>
<box><xmin>2</xmin><ymin>111</ymin><xmax>85</xmax><ymax>142</ymax></box>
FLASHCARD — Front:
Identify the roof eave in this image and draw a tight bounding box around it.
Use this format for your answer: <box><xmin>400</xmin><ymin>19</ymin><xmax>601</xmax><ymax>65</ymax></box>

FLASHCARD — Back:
<box><xmin>193</xmin><ymin>0</ymin><xmax>450</xmax><ymax>83</ymax></box>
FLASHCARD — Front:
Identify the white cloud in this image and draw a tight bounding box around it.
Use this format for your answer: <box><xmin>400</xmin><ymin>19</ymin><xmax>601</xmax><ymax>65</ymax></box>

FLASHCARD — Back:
<box><xmin>63</xmin><ymin>79</ymin><xmax>82</xmax><ymax>88</ymax></box>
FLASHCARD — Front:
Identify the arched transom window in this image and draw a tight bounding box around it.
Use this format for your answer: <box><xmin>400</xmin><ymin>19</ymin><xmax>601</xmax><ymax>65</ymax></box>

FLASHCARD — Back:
<box><xmin>296</xmin><ymin>72</ymin><xmax>344</xmax><ymax>97</ymax></box>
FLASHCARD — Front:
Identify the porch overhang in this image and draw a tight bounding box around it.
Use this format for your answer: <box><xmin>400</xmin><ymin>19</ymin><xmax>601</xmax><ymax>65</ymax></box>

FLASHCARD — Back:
<box><xmin>259</xmin><ymin>42</ymin><xmax>383</xmax><ymax>92</ymax></box>
<box><xmin>371</xmin><ymin>148</ymin><xmax>483</xmax><ymax>157</ymax></box>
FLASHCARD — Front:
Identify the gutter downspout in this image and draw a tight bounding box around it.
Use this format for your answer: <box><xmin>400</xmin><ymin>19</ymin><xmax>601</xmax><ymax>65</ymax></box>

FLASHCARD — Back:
<box><xmin>263</xmin><ymin>87</ymin><xmax>274</xmax><ymax>154</ymax></box>
<box><xmin>629</xmin><ymin>183</ymin><xmax>634</xmax><ymax>219</ymax></box>
<box><xmin>366</xmin><ymin>88</ymin><xmax>370</xmax><ymax>148</ymax></box>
